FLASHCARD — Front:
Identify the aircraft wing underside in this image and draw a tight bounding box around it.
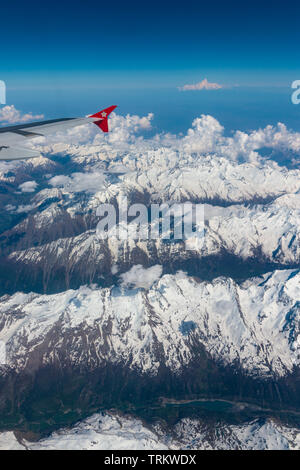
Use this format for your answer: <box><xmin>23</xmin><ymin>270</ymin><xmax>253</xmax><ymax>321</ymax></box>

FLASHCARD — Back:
<box><xmin>0</xmin><ymin>105</ymin><xmax>117</xmax><ymax>160</ymax></box>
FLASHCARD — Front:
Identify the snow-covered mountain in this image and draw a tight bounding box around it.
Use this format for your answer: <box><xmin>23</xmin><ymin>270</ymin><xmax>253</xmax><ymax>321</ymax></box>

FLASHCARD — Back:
<box><xmin>1</xmin><ymin>411</ymin><xmax>299</xmax><ymax>450</ymax></box>
<box><xmin>0</xmin><ymin>116</ymin><xmax>299</xmax><ymax>296</ymax></box>
<box><xmin>0</xmin><ymin>112</ymin><xmax>299</xmax><ymax>449</ymax></box>
<box><xmin>5</xmin><ymin>194</ymin><xmax>299</xmax><ymax>289</ymax></box>
<box><xmin>0</xmin><ymin>269</ymin><xmax>299</xmax><ymax>377</ymax></box>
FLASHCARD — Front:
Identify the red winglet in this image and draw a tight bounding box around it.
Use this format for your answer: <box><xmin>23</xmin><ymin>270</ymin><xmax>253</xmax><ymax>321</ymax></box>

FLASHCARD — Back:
<box><xmin>89</xmin><ymin>105</ymin><xmax>117</xmax><ymax>133</ymax></box>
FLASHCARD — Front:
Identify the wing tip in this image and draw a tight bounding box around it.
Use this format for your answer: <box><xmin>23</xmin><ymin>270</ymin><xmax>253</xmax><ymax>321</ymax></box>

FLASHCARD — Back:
<box><xmin>89</xmin><ymin>105</ymin><xmax>117</xmax><ymax>119</ymax></box>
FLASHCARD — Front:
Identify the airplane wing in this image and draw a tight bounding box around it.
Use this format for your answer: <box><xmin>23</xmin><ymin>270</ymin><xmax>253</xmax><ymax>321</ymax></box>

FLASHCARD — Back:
<box><xmin>0</xmin><ymin>105</ymin><xmax>117</xmax><ymax>161</ymax></box>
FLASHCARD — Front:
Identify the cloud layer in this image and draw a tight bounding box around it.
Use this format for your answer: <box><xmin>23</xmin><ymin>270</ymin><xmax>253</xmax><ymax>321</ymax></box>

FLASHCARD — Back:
<box><xmin>27</xmin><ymin>111</ymin><xmax>300</xmax><ymax>168</ymax></box>
<box><xmin>2</xmin><ymin>106</ymin><xmax>299</xmax><ymax>170</ymax></box>
<box><xmin>0</xmin><ymin>105</ymin><xmax>44</xmax><ymax>124</ymax></box>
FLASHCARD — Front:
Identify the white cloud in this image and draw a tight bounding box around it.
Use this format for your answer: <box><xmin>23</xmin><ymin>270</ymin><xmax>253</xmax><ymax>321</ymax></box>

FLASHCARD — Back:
<box><xmin>156</xmin><ymin>115</ymin><xmax>300</xmax><ymax>164</ymax></box>
<box><xmin>18</xmin><ymin>180</ymin><xmax>38</xmax><ymax>193</ymax></box>
<box><xmin>111</xmin><ymin>265</ymin><xmax>119</xmax><ymax>275</ymax></box>
<box><xmin>48</xmin><ymin>172</ymin><xmax>107</xmax><ymax>194</ymax></box>
<box><xmin>0</xmin><ymin>105</ymin><xmax>44</xmax><ymax>124</ymax></box>
<box><xmin>119</xmin><ymin>265</ymin><xmax>163</xmax><ymax>289</ymax></box>
<box><xmin>100</xmin><ymin>112</ymin><xmax>153</xmax><ymax>145</ymax></box>
<box><xmin>15</xmin><ymin>204</ymin><xmax>36</xmax><ymax>214</ymax></box>
<box><xmin>178</xmin><ymin>78</ymin><xmax>222</xmax><ymax>91</ymax></box>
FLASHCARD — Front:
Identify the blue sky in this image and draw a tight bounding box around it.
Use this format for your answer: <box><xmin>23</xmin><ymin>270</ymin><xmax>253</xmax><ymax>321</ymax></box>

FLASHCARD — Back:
<box><xmin>1</xmin><ymin>1</ymin><xmax>300</xmax><ymax>132</ymax></box>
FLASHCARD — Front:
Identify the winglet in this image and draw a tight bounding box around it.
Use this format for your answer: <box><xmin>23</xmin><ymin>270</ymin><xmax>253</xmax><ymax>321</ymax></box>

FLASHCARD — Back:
<box><xmin>89</xmin><ymin>105</ymin><xmax>117</xmax><ymax>133</ymax></box>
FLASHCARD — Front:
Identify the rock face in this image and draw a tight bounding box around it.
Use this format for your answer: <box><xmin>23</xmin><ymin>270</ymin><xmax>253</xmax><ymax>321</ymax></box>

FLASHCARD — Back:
<box><xmin>0</xmin><ymin>113</ymin><xmax>299</xmax><ymax>448</ymax></box>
